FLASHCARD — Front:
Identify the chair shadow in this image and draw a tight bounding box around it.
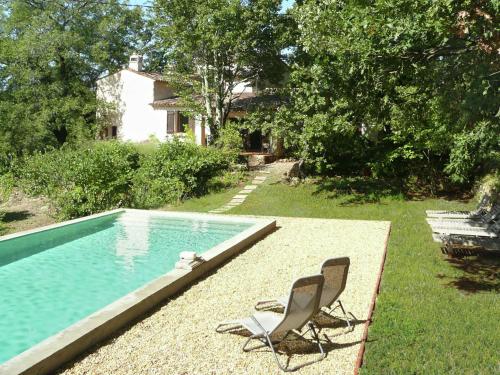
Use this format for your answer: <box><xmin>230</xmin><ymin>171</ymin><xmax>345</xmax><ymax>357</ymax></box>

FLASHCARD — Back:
<box><xmin>313</xmin><ymin>310</ymin><xmax>366</xmax><ymax>331</ymax></box>
<box><xmin>221</xmin><ymin>309</ymin><xmax>364</xmax><ymax>366</ymax></box>
<box><xmin>224</xmin><ymin>326</ymin><xmax>361</xmax><ymax>354</ymax></box>
<box><xmin>441</xmin><ymin>254</ymin><xmax>500</xmax><ymax>293</ymax></box>
<box><xmin>256</xmin><ymin>306</ymin><xmax>365</xmax><ymax>331</ymax></box>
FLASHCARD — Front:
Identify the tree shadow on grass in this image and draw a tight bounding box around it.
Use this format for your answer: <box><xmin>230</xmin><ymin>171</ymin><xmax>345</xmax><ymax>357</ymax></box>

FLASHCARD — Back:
<box><xmin>440</xmin><ymin>254</ymin><xmax>500</xmax><ymax>294</ymax></box>
<box><xmin>312</xmin><ymin>177</ymin><xmax>405</xmax><ymax>206</ymax></box>
<box><xmin>1</xmin><ymin>210</ymin><xmax>33</xmax><ymax>223</ymax></box>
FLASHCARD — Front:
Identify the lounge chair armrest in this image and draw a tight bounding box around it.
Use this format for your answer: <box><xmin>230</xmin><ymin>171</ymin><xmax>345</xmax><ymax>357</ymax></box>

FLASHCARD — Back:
<box><xmin>215</xmin><ymin>320</ymin><xmax>243</xmax><ymax>333</ymax></box>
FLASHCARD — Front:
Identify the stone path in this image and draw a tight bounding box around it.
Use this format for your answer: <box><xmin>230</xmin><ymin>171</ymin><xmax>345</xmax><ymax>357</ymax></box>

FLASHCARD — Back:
<box><xmin>208</xmin><ymin>165</ymin><xmax>278</xmax><ymax>214</ymax></box>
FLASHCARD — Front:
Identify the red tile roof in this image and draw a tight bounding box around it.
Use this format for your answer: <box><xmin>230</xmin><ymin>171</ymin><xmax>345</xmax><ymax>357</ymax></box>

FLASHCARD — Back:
<box><xmin>127</xmin><ymin>69</ymin><xmax>168</xmax><ymax>81</ymax></box>
<box><xmin>151</xmin><ymin>97</ymin><xmax>182</xmax><ymax>107</ymax></box>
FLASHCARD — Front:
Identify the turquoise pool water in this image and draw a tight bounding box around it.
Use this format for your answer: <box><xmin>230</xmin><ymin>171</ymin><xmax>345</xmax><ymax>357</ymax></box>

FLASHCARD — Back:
<box><xmin>0</xmin><ymin>211</ymin><xmax>253</xmax><ymax>364</ymax></box>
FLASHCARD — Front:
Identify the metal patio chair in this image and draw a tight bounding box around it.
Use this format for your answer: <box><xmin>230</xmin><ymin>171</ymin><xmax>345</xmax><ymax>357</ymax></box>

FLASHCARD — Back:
<box><xmin>426</xmin><ymin>204</ymin><xmax>500</xmax><ymax>232</ymax></box>
<box><xmin>215</xmin><ymin>275</ymin><xmax>326</xmax><ymax>372</ymax></box>
<box><xmin>255</xmin><ymin>257</ymin><xmax>352</xmax><ymax>331</ymax></box>
<box><xmin>425</xmin><ymin>194</ymin><xmax>494</xmax><ymax>219</ymax></box>
<box><xmin>433</xmin><ymin>221</ymin><xmax>500</xmax><ymax>252</ymax></box>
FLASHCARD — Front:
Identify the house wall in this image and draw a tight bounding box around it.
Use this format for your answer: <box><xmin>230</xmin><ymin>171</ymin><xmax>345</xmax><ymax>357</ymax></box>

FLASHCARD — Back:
<box><xmin>97</xmin><ymin>70</ymin><xmax>211</xmax><ymax>145</ymax></box>
<box><xmin>232</xmin><ymin>80</ymin><xmax>254</xmax><ymax>94</ymax></box>
<box><xmin>97</xmin><ymin>70</ymin><xmax>166</xmax><ymax>142</ymax></box>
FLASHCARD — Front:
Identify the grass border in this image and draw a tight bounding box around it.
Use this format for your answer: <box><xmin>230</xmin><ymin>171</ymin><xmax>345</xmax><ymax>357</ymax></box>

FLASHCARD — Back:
<box><xmin>354</xmin><ymin>223</ymin><xmax>392</xmax><ymax>374</ymax></box>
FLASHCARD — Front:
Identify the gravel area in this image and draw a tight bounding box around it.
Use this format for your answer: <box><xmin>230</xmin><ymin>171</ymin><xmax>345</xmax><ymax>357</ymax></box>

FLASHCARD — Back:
<box><xmin>60</xmin><ymin>216</ymin><xmax>390</xmax><ymax>375</ymax></box>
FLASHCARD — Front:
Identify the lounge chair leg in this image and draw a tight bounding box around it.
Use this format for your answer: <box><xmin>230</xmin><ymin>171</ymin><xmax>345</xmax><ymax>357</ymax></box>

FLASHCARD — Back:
<box><xmin>266</xmin><ymin>337</ymin><xmax>291</xmax><ymax>372</ymax></box>
<box><xmin>309</xmin><ymin>323</ymin><xmax>326</xmax><ymax>359</ymax></box>
<box><xmin>337</xmin><ymin>300</ymin><xmax>352</xmax><ymax>331</ymax></box>
<box><xmin>242</xmin><ymin>334</ymin><xmax>257</xmax><ymax>352</ymax></box>
<box><xmin>283</xmin><ymin>323</ymin><xmax>326</xmax><ymax>372</ymax></box>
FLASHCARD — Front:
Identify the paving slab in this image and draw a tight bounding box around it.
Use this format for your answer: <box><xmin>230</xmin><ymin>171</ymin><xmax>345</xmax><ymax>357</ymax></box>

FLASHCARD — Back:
<box><xmin>232</xmin><ymin>195</ymin><xmax>248</xmax><ymax>200</ymax></box>
<box><xmin>228</xmin><ymin>200</ymin><xmax>244</xmax><ymax>205</ymax></box>
<box><xmin>238</xmin><ymin>190</ymin><xmax>253</xmax><ymax>195</ymax></box>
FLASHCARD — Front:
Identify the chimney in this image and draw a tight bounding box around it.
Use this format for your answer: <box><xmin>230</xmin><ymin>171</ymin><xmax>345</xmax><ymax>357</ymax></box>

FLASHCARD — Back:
<box><xmin>129</xmin><ymin>53</ymin><xmax>143</xmax><ymax>72</ymax></box>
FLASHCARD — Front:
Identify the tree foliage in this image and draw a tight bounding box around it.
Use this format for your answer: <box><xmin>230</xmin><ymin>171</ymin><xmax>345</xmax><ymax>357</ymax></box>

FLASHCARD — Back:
<box><xmin>153</xmin><ymin>0</ymin><xmax>288</xmax><ymax>139</ymax></box>
<box><xmin>269</xmin><ymin>0</ymin><xmax>499</xmax><ymax>186</ymax></box>
<box><xmin>0</xmin><ymin>0</ymin><xmax>145</xmax><ymax>157</ymax></box>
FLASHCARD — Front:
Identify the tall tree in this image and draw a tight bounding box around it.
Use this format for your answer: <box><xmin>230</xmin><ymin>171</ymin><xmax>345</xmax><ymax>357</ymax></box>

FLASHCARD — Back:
<box><xmin>281</xmin><ymin>0</ymin><xmax>499</xmax><ymax>184</ymax></box>
<box><xmin>154</xmin><ymin>0</ymin><xmax>287</xmax><ymax>140</ymax></box>
<box><xmin>0</xmin><ymin>0</ymin><xmax>145</xmax><ymax>156</ymax></box>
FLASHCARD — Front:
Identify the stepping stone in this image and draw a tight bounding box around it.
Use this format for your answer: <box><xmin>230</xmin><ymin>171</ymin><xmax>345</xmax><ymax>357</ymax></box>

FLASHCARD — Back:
<box><xmin>260</xmin><ymin>171</ymin><xmax>271</xmax><ymax>174</ymax></box>
<box><xmin>238</xmin><ymin>189</ymin><xmax>253</xmax><ymax>194</ymax></box>
<box><xmin>254</xmin><ymin>176</ymin><xmax>267</xmax><ymax>180</ymax></box>
<box><xmin>252</xmin><ymin>180</ymin><xmax>264</xmax><ymax>185</ymax></box>
<box><xmin>233</xmin><ymin>194</ymin><xmax>248</xmax><ymax>200</ymax></box>
<box><xmin>244</xmin><ymin>185</ymin><xmax>258</xmax><ymax>190</ymax></box>
<box><xmin>229</xmin><ymin>199</ymin><xmax>244</xmax><ymax>204</ymax></box>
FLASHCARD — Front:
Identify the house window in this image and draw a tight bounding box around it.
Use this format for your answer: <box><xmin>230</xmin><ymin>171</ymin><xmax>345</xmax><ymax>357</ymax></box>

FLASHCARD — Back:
<box><xmin>111</xmin><ymin>126</ymin><xmax>117</xmax><ymax>139</ymax></box>
<box><xmin>167</xmin><ymin>111</ymin><xmax>191</xmax><ymax>134</ymax></box>
<box><xmin>178</xmin><ymin>113</ymin><xmax>189</xmax><ymax>133</ymax></box>
<box><xmin>167</xmin><ymin>111</ymin><xmax>175</xmax><ymax>134</ymax></box>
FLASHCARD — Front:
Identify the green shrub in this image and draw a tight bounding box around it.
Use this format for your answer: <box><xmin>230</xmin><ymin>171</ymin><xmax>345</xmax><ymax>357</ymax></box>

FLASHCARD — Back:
<box><xmin>214</xmin><ymin>122</ymin><xmax>242</xmax><ymax>158</ymax></box>
<box><xmin>16</xmin><ymin>140</ymin><xmax>233</xmax><ymax>216</ymax></box>
<box><xmin>475</xmin><ymin>172</ymin><xmax>500</xmax><ymax>206</ymax></box>
<box><xmin>207</xmin><ymin>168</ymin><xmax>248</xmax><ymax>193</ymax></box>
<box><xmin>0</xmin><ymin>173</ymin><xmax>14</xmax><ymax>203</ymax></box>
<box><xmin>17</xmin><ymin>142</ymin><xmax>140</xmax><ymax>219</ymax></box>
<box><xmin>132</xmin><ymin>140</ymin><xmax>231</xmax><ymax>208</ymax></box>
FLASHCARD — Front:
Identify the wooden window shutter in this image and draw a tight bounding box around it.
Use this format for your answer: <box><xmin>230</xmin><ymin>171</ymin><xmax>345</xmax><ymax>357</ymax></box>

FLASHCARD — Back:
<box><xmin>167</xmin><ymin>111</ymin><xmax>175</xmax><ymax>134</ymax></box>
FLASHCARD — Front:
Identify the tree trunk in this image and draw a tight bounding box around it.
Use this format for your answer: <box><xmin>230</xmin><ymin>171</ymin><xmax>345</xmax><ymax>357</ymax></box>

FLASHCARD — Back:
<box><xmin>200</xmin><ymin>64</ymin><xmax>216</xmax><ymax>142</ymax></box>
<box><xmin>54</xmin><ymin>53</ymin><xmax>68</xmax><ymax>145</ymax></box>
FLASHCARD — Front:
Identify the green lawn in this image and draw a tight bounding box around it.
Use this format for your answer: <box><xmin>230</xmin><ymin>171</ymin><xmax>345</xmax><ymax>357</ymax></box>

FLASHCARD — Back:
<box><xmin>169</xmin><ymin>178</ymin><xmax>499</xmax><ymax>374</ymax></box>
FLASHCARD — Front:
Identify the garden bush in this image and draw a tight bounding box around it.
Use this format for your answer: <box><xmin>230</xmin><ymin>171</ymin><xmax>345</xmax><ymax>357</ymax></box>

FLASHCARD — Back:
<box><xmin>214</xmin><ymin>122</ymin><xmax>243</xmax><ymax>157</ymax></box>
<box><xmin>132</xmin><ymin>140</ymin><xmax>232</xmax><ymax>208</ymax></box>
<box><xmin>17</xmin><ymin>142</ymin><xmax>140</xmax><ymax>219</ymax></box>
<box><xmin>15</xmin><ymin>140</ymin><xmax>235</xmax><ymax>216</ymax></box>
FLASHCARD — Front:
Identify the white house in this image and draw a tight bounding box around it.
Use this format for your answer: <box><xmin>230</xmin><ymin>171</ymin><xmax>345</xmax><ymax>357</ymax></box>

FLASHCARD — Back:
<box><xmin>96</xmin><ymin>54</ymin><xmax>259</xmax><ymax>146</ymax></box>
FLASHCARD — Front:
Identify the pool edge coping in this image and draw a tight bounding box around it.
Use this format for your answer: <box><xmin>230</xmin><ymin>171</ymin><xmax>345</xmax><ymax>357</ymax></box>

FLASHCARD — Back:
<box><xmin>0</xmin><ymin>209</ymin><xmax>276</xmax><ymax>375</ymax></box>
<box><xmin>0</xmin><ymin>209</ymin><xmax>125</xmax><ymax>243</ymax></box>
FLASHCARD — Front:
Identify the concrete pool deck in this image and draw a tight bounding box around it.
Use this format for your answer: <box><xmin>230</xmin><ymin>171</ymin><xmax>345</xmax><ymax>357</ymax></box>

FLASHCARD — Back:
<box><xmin>59</xmin><ymin>216</ymin><xmax>391</xmax><ymax>375</ymax></box>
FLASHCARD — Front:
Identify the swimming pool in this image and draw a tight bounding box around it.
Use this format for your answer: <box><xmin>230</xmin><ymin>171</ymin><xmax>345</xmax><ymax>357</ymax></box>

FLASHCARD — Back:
<box><xmin>0</xmin><ymin>210</ymin><xmax>274</xmax><ymax>372</ymax></box>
